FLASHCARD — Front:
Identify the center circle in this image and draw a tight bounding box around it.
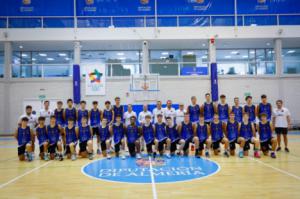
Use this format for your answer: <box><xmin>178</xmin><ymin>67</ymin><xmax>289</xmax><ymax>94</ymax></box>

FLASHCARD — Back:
<box><xmin>82</xmin><ymin>156</ymin><xmax>220</xmax><ymax>184</ymax></box>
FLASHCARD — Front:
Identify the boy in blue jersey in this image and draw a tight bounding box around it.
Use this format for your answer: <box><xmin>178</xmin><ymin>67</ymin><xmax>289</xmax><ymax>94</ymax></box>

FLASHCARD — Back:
<box><xmin>77</xmin><ymin>116</ymin><xmax>93</xmax><ymax>160</ymax></box>
<box><xmin>102</xmin><ymin>101</ymin><xmax>114</xmax><ymax>126</ymax></box>
<box><xmin>166</xmin><ymin>116</ymin><xmax>185</xmax><ymax>156</ymax></box>
<box><xmin>64</xmin><ymin>99</ymin><xmax>77</xmax><ymax>125</ymax></box>
<box><xmin>224</xmin><ymin>112</ymin><xmax>241</xmax><ymax>157</ymax></box>
<box><xmin>47</xmin><ymin>116</ymin><xmax>63</xmax><ymax>161</ymax></box>
<box><xmin>232</xmin><ymin>97</ymin><xmax>243</xmax><ymax>123</ymax></box>
<box><xmin>54</xmin><ymin>101</ymin><xmax>65</xmax><ymax>127</ymax></box>
<box><xmin>194</xmin><ymin>114</ymin><xmax>211</xmax><ymax>157</ymax></box>
<box><xmin>178</xmin><ymin>113</ymin><xmax>200</xmax><ymax>157</ymax></box>
<box><xmin>258</xmin><ymin>113</ymin><xmax>277</xmax><ymax>158</ymax></box>
<box><xmin>64</xmin><ymin>118</ymin><xmax>78</xmax><ymax>161</ymax></box>
<box><xmin>154</xmin><ymin>114</ymin><xmax>171</xmax><ymax>158</ymax></box>
<box><xmin>243</xmin><ymin>96</ymin><xmax>257</xmax><ymax>126</ymax></box>
<box><xmin>141</xmin><ymin>115</ymin><xmax>157</xmax><ymax>158</ymax></box>
<box><xmin>35</xmin><ymin>116</ymin><xmax>49</xmax><ymax>161</ymax></box>
<box><xmin>187</xmin><ymin>96</ymin><xmax>201</xmax><ymax>123</ymax></box>
<box><xmin>211</xmin><ymin>114</ymin><xmax>229</xmax><ymax>157</ymax></box>
<box><xmin>14</xmin><ymin>117</ymin><xmax>34</xmax><ymax>161</ymax></box>
<box><xmin>113</xmin><ymin>97</ymin><xmax>124</xmax><ymax>122</ymax></box>
<box><xmin>201</xmin><ymin>93</ymin><xmax>214</xmax><ymax>125</ymax></box>
<box><xmin>89</xmin><ymin>101</ymin><xmax>102</xmax><ymax>154</ymax></box>
<box><xmin>238</xmin><ymin>113</ymin><xmax>261</xmax><ymax>158</ymax></box>
<box><xmin>99</xmin><ymin>118</ymin><xmax>112</xmax><ymax>159</ymax></box>
<box><xmin>125</xmin><ymin>116</ymin><xmax>142</xmax><ymax>159</ymax></box>
<box><xmin>215</xmin><ymin>94</ymin><xmax>230</xmax><ymax>123</ymax></box>
<box><xmin>110</xmin><ymin>115</ymin><xmax>126</xmax><ymax>159</ymax></box>
<box><xmin>257</xmin><ymin>95</ymin><xmax>272</xmax><ymax>121</ymax></box>
<box><xmin>77</xmin><ymin>101</ymin><xmax>89</xmax><ymax>127</ymax></box>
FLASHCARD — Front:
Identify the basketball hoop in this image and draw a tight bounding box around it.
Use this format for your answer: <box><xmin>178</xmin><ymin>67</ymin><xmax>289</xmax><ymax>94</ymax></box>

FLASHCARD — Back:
<box><xmin>141</xmin><ymin>82</ymin><xmax>149</xmax><ymax>91</ymax></box>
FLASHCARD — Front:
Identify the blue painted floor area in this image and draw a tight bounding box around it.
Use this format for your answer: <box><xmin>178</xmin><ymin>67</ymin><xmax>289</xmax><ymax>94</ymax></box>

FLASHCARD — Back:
<box><xmin>82</xmin><ymin>155</ymin><xmax>220</xmax><ymax>184</ymax></box>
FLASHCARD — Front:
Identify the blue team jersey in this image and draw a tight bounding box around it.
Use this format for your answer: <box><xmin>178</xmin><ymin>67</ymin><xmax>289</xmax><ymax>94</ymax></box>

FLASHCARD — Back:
<box><xmin>99</xmin><ymin>126</ymin><xmax>110</xmax><ymax>142</ymax></box>
<box><xmin>47</xmin><ymin>125</ymin><xmax>60</xmax><ymax>145</ymax></box>
<box><xmin>126</xmin><ymin>125</ymin><xmax>139</xmax><ymax>144</ymax></box>
<box><xmin>78</xmin><ymin>109</ymin><xmax>88</xmax><ymax>126</ymax></box>
<box><xmin>196</xmin><ymin>123</ymin><xmax>208</xmax><ymax>142</ymax></box>
<box><xmin>240</xmin><ymin>122</ymin><xmax>252</xmax><ymax>141</ymax></box>
<box><xmin>203</xmin><ymin>102</ymin><xmax>214</xmax><ymax>122</ymax></box>
<box><xmin>218</xmin><ymin>104</ymin><xmax>229</xmax><ymax>122</ymax></box>
<box><xmin>65</xmin><ymin>126</ymin><xmax>77</xmax><ymax>145</ymax></box>
<box><xmin>259</xmin><ymin>121</ymin><xmax>272</xmax><ymax>142</ymax></box>
<box><xmin>103</xmin><ymin>109</ymin><xmax>113</xmax><ymax>123</ymax></box>
<box><xmin>211</xmin><ymin>122</ymin><xmax>223</xmax><ymax>142</ymax></box>
<box><xmin>36</xmin><ymin>126</ymin><xmax>48</xmax><ymax>145</ymax></box>
<box><xmin>226</xmin><ymin>121</ymin><xmax>239</xmax><ymax>142</ymax></box>
<box><xmin>17</xmin><ymin>127</ymin><xmax>31</xmax><ymax>146</ymax></box>
<box><xmin>258</xmin><ymin>103</ymin><xmax>272</xmax><ymax>121</ymax></box>
<box><xmin>142</xmin><ymin>124</ymin><xmax>155</xmax><ymax>144</ymax></box>
<box><xmin>90</xmin><ymin>109</ymin><xmax>101</xmax><ymax>127</ymax></box>
<box><xmin>113</xmin><ymin>123</ymin><xmax>124</xmax><ymax>144</ymax></box>
<box><xmin>113</xmin><ymin>105</ymin><xmax>124</xmax><ymax>121</ymax></box>
<box><xmin>79</xmin><ymin>125</ymin><xmax>91</xmax><ymax>142</ymax></box>
<box><xmin>188</xmin><ymin>105</ymin><xmax>200</xmax><ymax>122</ymax></box>
<box><xmin>166</xmin><ymin>124</ymin><xmax>179</xmax><ymax>143</ymax></box>
<box><xmin>155</xmin><ymin>123</ymin><xmax>167</xmax><ymax>142</ymax></box>
<box><xmin>54</xmin><ymin>109</ymin><xmax>64</xmax><ymax>126</ymax></box>
<box><xmin>232</xmin><ymin>106</ymin><xmax>243</xmax><ymax>122</ymax></box>
<box><xmin>181</xmin><ymin>122</ymin><xmax>193</xmax><ymax>141</ymax></box>
<box><xmin>244</xmin><ymin>105</ymin><xmax>256</xmax><ymax>122</ymax></box>
<box><xmin>65</xmin><ymin>108</ymin><xmax>76</xmax><ymax>124</ymax></box>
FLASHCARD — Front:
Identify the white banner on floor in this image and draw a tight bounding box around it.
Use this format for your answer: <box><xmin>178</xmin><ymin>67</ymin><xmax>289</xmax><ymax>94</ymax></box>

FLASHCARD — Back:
<box><xmin>85</xmin><ymin>64</ymin><xmax>106</xmax><ymax>96</ymax></box>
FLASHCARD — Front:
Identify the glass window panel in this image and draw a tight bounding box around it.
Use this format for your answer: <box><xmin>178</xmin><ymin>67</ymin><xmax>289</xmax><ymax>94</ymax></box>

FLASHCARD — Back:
<box><xmin>77</xmin><ymin>17</ymin><xmax>111</xmax><ymax>28</ymax></box>
<box><xmin>150</xmin><ymin>63</ymin><xmax>178</xmax><ymax>76</ymax></box>
<box><xmin>282</xmin><ymin>48</ymin><xmax>300</xmax><ymax>74</ymax></box>
<box><xmin>43</xmin><ymin>65</ymin><xmax>71</xmax><ymax>77</ymax></box>
<box><xmin>112</xmin><ymin>64</ymin><xmax>140</xmax><ymax>76</ymax></box>
<box><xmin>32</xmin><ymin>51</ymin><xmax>72</xmax><ymax>64</ymax></box>
<box><xmin>181</xmin><ymin>50</ymin><xmax>208</xmax><ymax>64</ymax></box>
<box><xmin>150</xmin><ymin>50</ymin><xmax>180</xmax><ymax>63</ymax></box>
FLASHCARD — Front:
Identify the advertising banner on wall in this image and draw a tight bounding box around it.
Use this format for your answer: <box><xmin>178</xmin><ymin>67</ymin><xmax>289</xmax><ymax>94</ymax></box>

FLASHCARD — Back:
<box><xmin>85</xmin><ymin>64</ymin><xmax>106</xmax><ymax>96</ymax></box>
<box><xmin>76</xmin><ymin>0</ymin><xmax>155</xmax><ymax>16</ymax></box>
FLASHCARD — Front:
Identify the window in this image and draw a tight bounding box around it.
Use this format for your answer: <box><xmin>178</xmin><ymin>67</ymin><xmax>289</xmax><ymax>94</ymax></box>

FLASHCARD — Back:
<box><xmin>282</xmin><ymin>48</ymin><xmax>300</xmax><ymax>74</ymax></box>
<box><xmin>217</xmin><ymin>49</ymin><xmax>275</xmax><ymax>75</ymax></box>
<box><xmin>150</xmin><ymin>50</ymin><xmax>208</xmax><ymax>76</ymax></box>
<box><xmin>0</xmin><ymin>52</ymin><xmax>4</xmax><ymax>78</ymax></box>
<box><xmin>81</xmin><ymin>51</ymin><xmax>141</xmax><ymax>77</ymax></box>
<box><xmin>12</xmin><ymin>51</ymin><xmax>73</xmax><ymax>78</ymax></box>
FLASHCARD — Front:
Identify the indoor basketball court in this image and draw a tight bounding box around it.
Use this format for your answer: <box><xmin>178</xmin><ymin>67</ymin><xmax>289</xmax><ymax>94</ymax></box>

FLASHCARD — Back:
<box><xmin>0</xmin><ymin>0</ymin><xmax>300</xmax><ymax>199</ymax></box>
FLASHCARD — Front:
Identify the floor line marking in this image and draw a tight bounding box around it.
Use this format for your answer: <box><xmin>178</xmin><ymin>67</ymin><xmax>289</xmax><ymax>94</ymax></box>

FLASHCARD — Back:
<box><xmin>0</xmin><ymin>161</ymin><xmax>52</xmax><ymax>189</ymax></box>
<box><xmin>249</xmin><ymin>157</ymin><xmax>300</xmax><ymax>181</ymax></box>
<box><xmin>148</xmin><ymin>156</ymin><xmax>158</xmax><ymax>199</ymax></box>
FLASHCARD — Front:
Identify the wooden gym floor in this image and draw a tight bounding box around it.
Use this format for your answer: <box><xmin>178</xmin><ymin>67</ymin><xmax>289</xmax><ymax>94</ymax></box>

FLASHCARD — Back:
<box><xmin>0</xmin><ymin>133</ymin><xmax>300</xmax><ymax>199</ymax></box>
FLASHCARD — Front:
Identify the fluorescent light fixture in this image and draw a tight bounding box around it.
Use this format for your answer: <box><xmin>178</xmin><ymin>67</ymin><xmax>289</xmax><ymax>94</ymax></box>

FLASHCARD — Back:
<box><xmin>65</xmin><ymin>57</ymin><xmax>70</xmax><ymax>61</ymax></box>
<box><xmin>202</xmin><ymin>55</ymin><xmax>207</xmax><ymax>59</ymax></box>
<box><xmin>242</xmin><ymin>55</ymin><xmax>248</xmax><ymax>58</ymax></box>
<box><xmin>224</xmin><ymin>55</ymin><xmax>231</xmax><ymax>59</ymax></box>
<box><xmin>202</xmin><ymin>43</ymin><xmax>206</xmax><ymax>47</ymax></box>
<box><xmin>119</xmin><ymin>57</ymin><xmax>126</xmax><ymax>60</ymax></box>
<box><xmin>160</xmin><ymin>56</ymin><xmax>166</xmax><ymax>59</ymax></box>
<box><xmin>39</xmin><ymin>53</ymin><xmax>47</xmax><ymax>57</ymax></box>
<box><xmin>186</xmin><ymin>51</ymin><xmax>194</xmax><ymax>55</ymax></box>
<box><xmin>19</xmin><ymin>45</ymin><xmax>23</xmax><ymax>49</ymax></box>
<box><xmin>161</xmin><ymin>52</ymin><xmax>169</xmax><ymax>55</ymax></box>
<box><xmin>250</xmin><ymin>51</ymin><xmax>255</xmax><ymax>54</ymax></box>
<box><xmin>47</xmin><ymin>58</ymin><xmax>54</xmax><ymax>61</ymax></box>
<box><xmin>32</xmin><ymin>58</ymin><xmax>37</xmax><ymax>61</ymax></box>
<box><xmin>266</xmin><ymin>42</ymin><xmax>271</xmax><ymax>46</ymax></box>
<box><xmin>117</xmin><ymin>52</ymin><xmax>124</xmax><ymax>56</ymax></box>
<box><xmin>58</xmin><ymin>53</ymin><xmax>67</xmax><ymax>57</ymax></box>
<box><xmin>231</xmin><ymin>51</ymin><xmax>239</xmax><ymax>55</ymax></box>
<box><xmin>287</xmin><ymin>50</ymin><xmax>295</xmax><ymax>54</ymax></box>
<box><xmin>21</xmin><ymin>54</ymin><xmax>28</xmax><ymax>57</ymax></box>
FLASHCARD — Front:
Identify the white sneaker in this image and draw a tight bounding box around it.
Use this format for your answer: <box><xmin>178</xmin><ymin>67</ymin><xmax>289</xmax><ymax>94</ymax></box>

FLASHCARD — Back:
<box><xmin>166</xmin><ymin>153</ymin><xmax>171</xmax><ymax>159</ymax></box>
<box><xmin>121</xmin><ymin>154</ymin><xmax>126</xmax><ymax>160</ymax></box>
<box><xmin>136</xmin><ymin>153</ymin><xmax>142</xmax><ymax>159</ymax></box>
<box><xmin>71</xmin><ymin>154</ymin><xmax>77</xmax><ymax>161</ymax></box>
<box><xmin>107</xmin><ymin>154</ymin><xmax>111</xmax><ymax>159</ymax></box>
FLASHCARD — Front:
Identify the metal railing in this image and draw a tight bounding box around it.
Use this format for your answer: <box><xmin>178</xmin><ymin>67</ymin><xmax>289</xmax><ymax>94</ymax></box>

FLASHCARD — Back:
<box><xmin>0</xmin><ymin>13</ymin><xmax>300</xmax><ymax>28</ymax></box>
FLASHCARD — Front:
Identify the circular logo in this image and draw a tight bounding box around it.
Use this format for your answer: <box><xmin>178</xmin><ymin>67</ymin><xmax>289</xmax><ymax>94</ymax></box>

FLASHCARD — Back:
<box><xmin>82</xmin><ymin>156</ymin><xmax>220</xmax><ymax>184</ymax></box>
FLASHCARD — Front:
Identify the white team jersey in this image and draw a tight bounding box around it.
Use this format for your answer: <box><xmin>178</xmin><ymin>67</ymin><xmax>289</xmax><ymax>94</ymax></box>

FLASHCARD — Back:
<box><xmin>19</xmin><ymin>114</ymin><xmax>38</xmax><ymax>130</ymax></box>
<box><xmin>39</xmin><ymin>109</ymin><xmax>54</xmax><ymax>126</ymax></box>
<box><xmin>123</xmin><ymin>111</ymin><xmax>137</xmax><ymax>126</ymax></box>
<box><xmin>152</xmin><ymin>108</ymin><xmax>165</xmax><ymax>123</ymax></box>
<box><xmin>175</xmin><ymin>109</ymin><xmax>186</xmax><ymax>125</ymax></box>
<box><xmin>164</xmin><ymin>107</ymin><xmax>176</xmax><ymax>122</ymax></box>
<box><xmin>138</xmin><ymin>111</ymin><xmax>152</xmax><ymax>124</ymax></box>
<box><xmin>273</xmin><ymin>107</ymin><xmax>291</xmax><ymax>128</ymax></box>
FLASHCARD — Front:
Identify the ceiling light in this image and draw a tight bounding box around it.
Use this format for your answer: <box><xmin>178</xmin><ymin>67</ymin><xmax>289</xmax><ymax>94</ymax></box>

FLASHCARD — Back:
<box><xmin>202</xmin><ymin>43</ymin><xmax>206</xmax><ymax>47</ymax></box>
<box><xmin>117</xmin><ymin>52</ymin><xmax>124</xmax><ymax>56</ymax></box>
<box><xmin>39</xmin><ymin>53</ymin><xmax>47</xmax><ymax>57</ymax></box>
<box><xmin>119</xmin><ymin>57</ymin><xmax>126</xmax><ymax>60</ymax></box>
<box><xmin>58</xmin><ymin>53</ymin><xmax>67</xmax><ymax>57</ymax></box>
<box><xmin>287</xmin><ymin>50</ymin><xmax>295</xmax><ymax>54</ymax></box>
<box><xmin>160</xmin><ymin>56</ymin><xmax>166</xmax><ymax>59</ymax></box>
<box><xmin>231</xmin><ymin>51</ymin><xmax>239</xmax><ymax>55</ymax></box>
<box><xmin>161</xmin><ymin>52</ymin><xmax>169</xmax><ymax>55</ymax></box>
<box><xmin>224</xmin><ymin>55</ymin><xmax>231</xmax><ymax>59</ymax></box>
<box><xmin>250</xmin><ymin>51</ymin><xmax>255</xmax><ymax>54</ymax></box>
<box><xmin>266</xmin><ymin>42</ymin><xmax>271</xmax><ymax>46</ymax></box>
<box><xmin>19</xmin><ymin>45</ymin><xmax>23</xmax><ymax>49</ymax></box>
<box><xmin>186</xmin><ymin>51</ymin><xmax>194</xmax><ymax>55</ymax></box>
<box><xmin>47</xmin><ymin>58</ymin><xmax>54</xmax><ymax>61</ymax></box>
<box><xmin>202</xmin><ymin>55</ymin><xmax>207</xmax><ymax>59</ymax></box>
<box><xmin>242</xmin><ymin>55</ymin><xmax>248</xmax><ymax>58</ymax></box>
<box><xmin>21</xmin><ymin>54</ymin><xmax>28</xmax><ymax>57</ymax></box>
<box><xmin>32</xmin><ymin>58</ymin><xmax>37</xmax><ymax>61</ymax></box>
<box><xmin>65</xmin><ymin>57</ymin><xmax>70</xmax><ymax>61</ymax></box>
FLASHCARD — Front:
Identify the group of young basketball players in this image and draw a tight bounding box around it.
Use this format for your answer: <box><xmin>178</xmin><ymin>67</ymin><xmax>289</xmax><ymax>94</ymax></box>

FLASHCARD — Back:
<box><xmin>15</xmin><ymin>93</ymin><xmax>282</xmax><ymax>162</ymax></box>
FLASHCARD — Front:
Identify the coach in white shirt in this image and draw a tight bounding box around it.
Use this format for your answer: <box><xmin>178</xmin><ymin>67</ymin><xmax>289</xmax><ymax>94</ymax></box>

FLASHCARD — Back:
<box><xmin>123</xmin><ymin>104</ymin><xmax>137</xmax><ymax>126</ymax></box>
<box><xmin>138</xmin><ymin>104</ymin><xmax>152</xmax><ymax>125</ymax></box>
<box><xmin>272</xmin><ymin>100</ymin><xmax>291</xmax><ymax>152</ymax></box>
<box><xmin>164</xmin><ymin>100</ymin><xmax>176</xmax><ymax>123</ymax></box>
<box><xmin>152</xmin><ymin>101</ymin><xmax>165</xmax><ymax>123</ymax></box>
<box><xmin>18</xmin><ymin>105</ymin><xmax>38</xmax><ymax>129</ymax></box>
<box><xmin>39</xmin><ymin>100</ymin><xmax>54</xmax><ymax>126</ymax></box>
<box><xmin>175</xmin><ymin>102</ymin><xmax>186</xmax><ymax>125</ymax></box>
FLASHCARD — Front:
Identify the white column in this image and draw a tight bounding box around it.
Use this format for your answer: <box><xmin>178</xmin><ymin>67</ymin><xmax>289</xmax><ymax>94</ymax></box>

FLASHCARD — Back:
<box><xmin>4</xmin><ymin>41</ymin><xmax>12</xmax><ymax>79</ymax></box>
<box><xmin>3</xmin><ymin>41</ymin><xmax>12</xmax><ymax>133</ymax></box>
<box><xmin>274</xmin><ymin>38</ymin><xmax>282</xmax><ymax>77</ymax></box>
<box><xmin>142</xmin><ymin>41</ymin><xmax>149</xmax><ymax>74</ymax></box>
<box><xmin>74</xmin><ymin>41</ymin><xmax>81</xmax><ymax>65</ymax></box>
<box><xmin>208</xmin><ymin>38</ymin><xmax>216</xmax><ymax>64</ymax></box>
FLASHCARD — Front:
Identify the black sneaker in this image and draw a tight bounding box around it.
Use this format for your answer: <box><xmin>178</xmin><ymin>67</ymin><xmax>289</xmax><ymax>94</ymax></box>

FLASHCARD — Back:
<box><xmin>153</xmin><ymin>152</ymin><xmax>157</xmax><ymax>159</ymax></box>
<box><xmin>195</xmin><ymin>149</ymin><xmax>200</xmax><ymax>158</ymax></box>
<box><xmin>285</xmin><ymin>147</ymin><xmax>290</xmax><ymax>153</ymax></box>
<box><xmin>276</xmin><ymin>147</ymin><xmax>281</xmax><ymax>152</ymax></box>
<box><xmin>59</xmin><ymin>154</ymin><xmax>63</xmax><ymax>161</ymax></box>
